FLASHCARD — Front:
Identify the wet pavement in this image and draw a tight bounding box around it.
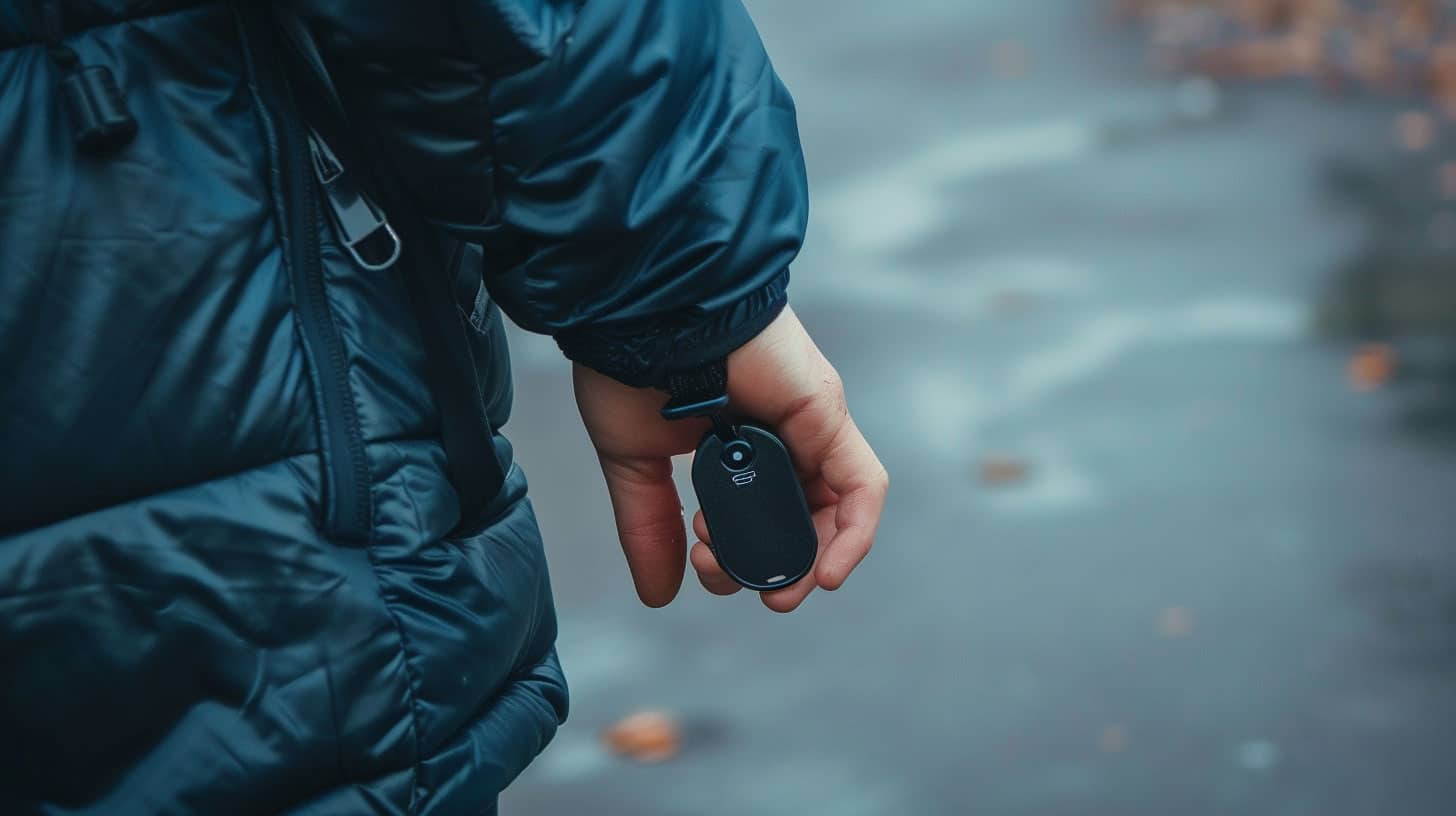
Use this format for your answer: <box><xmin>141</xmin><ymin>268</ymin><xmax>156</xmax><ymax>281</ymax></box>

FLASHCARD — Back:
<box><xmin>500</xmin><ymin>1</ymin><xmax>1456</xmax><ymax>813</ymax></box>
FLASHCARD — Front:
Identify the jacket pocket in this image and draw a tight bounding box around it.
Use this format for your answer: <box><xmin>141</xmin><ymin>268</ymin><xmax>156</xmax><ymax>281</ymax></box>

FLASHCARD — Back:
<box><xmin>452</xmin><ymin>241</ymin><xmax>513</xmax><ymax>429</ymax></box>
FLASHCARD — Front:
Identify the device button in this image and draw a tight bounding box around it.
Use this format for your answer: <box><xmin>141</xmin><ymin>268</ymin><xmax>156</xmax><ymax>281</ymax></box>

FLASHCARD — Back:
<box><xmin>721</xmin><ymin>439</ymin><xmax>755</xmax><ymax>472</ymax></box>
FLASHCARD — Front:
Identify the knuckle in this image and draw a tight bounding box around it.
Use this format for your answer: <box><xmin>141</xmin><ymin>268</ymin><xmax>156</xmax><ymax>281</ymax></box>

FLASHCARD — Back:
<box><xmin>822</xmin><ymin>372</ymin><xmax>848</xmax><ymax>415</ymax></box>
<box><xmin>764</xmin><ymin>598</ymin><xmax>797</xmax><ymax>614</ymax></box>
<box><xmin>619</xmin><ymin>515</ymin><xmax>686</xmax><ymax>544</ymax></box>
<box><xmin>607</xmin><ymin>458</ymin><xmax>672</xmax><ymax>485</ymax></box>
<box><xmin>821</xmin><ymin>364</ymin><xmax>845</xmax><ymax>395</ymax></box>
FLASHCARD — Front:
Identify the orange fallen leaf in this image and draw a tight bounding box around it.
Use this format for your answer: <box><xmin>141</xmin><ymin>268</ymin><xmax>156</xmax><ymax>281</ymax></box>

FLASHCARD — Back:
<box><xmin>1348</xmin><ymin>343</ymin><xmax>1397</xmax><ymax>392</ymax></box>
<box><xmin>1438</xmin><ymin>161</ymin><xmax>1456</xmax><ymax>198</ymax></box>
<box><xmin>989</xmin><ymin>40</ymin><xmax>1030</xmax><ymax>78</ymax></box>
<box><xmin>1395</xmin><ymin>110</ymin><xmax>1437</xmax><ymax>152</ymax></box>
<box><xmin>1100</xmin><ymin>724</ymin><xmax>1130</xmax><ymax>753</ymax></box>
<box><xmin>978</xmin><ymin>455</ymin><xmax>1030</xmax><ymax>486</ymax></box>
<box><xmin>1430</xmin><ymin>211</ymin><xmax>1456</xmax><ymax>250</ymax></box>
<box><xmin>1431</xmin><ymin>43</ymin><xmax>1456</xmax><ymax>114</ymax></box>
<box><xmin>989</xmin><ymin>289</ymin><xmax>1038</xmax><ymax>316</ymax></box>
<box><xmin>1158</xmin><ymin>606</ymin><xmax>1196</xmax><ymax>638</ymax></box>
<box><xmin>602</xmin><ymin>710</ymin><xmax>680</xmax><ymax>763</ymax></box>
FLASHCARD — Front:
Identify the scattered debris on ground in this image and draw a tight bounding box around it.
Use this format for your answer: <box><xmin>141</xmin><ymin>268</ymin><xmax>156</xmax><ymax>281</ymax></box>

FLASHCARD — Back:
<box><xmin>978</xmin><ymin>455</ymin><xmax>1032</xmax><ymax>486</ymax></box>
<box><xmin>1118</xmin><ymin>2</ymin><xmax>1456</xmax><ymax>405</ymax></box>
<box><xmin>1158</xmin><ymin>606</ymin><xmax>1198</xmax><ymax>637</ymax></box>
<box><xmin>1115</xmin><ymin>0</ymin><xmax>1456</xmax><ymax>113</ymax></box>
<box><xmin>988</xmin><ymin>289</ymin><xmax>1040</xmax><ymax>317</ymax></box>
<box><xmin>1100</xmin><ymin>724</ymin><xmax>1132</xmax><ymax>753</ymax></box>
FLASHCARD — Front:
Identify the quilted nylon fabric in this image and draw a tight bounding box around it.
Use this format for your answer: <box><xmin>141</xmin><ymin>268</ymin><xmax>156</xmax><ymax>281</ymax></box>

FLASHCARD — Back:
<box><xmin>301</xmin><ymin>0</ymin><xmax>809</xmax><ymax>386</ymax></box>
<box><xmin>0</xmin><ymin>0</ymin><xmax>807</xmax><ymax>812</ymax></box>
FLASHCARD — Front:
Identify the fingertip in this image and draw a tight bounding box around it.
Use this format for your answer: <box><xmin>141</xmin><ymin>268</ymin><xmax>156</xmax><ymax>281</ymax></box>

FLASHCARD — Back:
<box><xmin>761</xmin><ymin>575</ymin><xmax>815</xmax><ymax>613</ymax></box>
<box><xmin>761</xmin><ymin>592</ymin><xmax>803</xmax><ymax>614</ymax></box>
<box><xmin>815</xmin><ymin>559</ymin><xmax>851</xmax><ymax>591</ymax></box>
<box><xmin>635</xmin><ymin>576</ymin><xmax>683</xmax><ymax>609</ymax></box>
<box><xmin>690</xmin><ymin>541</ymin><xmax>740</xmax><ymax>596</ymax></box>
<box><xmin>688</xmin><ymin>540</ymin><xmax>721</xmax><ymax>573</ymax></box>
<box><xmin>697</xmin><ymin>573</ymin><xmax>743</xmax><ymax>597</ymax></box>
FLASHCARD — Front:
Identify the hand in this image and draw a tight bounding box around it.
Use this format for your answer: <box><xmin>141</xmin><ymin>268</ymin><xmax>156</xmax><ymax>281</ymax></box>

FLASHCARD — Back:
<box><xmin>573</xmin><ymin>306</ymin><xmax>889</xmax><ymax>612</ymax></box>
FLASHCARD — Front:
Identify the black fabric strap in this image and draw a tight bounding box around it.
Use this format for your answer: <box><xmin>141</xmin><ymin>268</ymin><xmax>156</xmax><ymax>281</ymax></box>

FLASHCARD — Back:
<box><xmin>398</xmin><ymin>231</ymin><xmax>507</xmax><ymax>524</ymax></box>
<box><xmin>666</xmin><ymin>359</ymin><xmax>728</xmax><ymax>403</ymax></box>
<box><xmin>276</xmin><ymin>9</ymin><xmax>507</xmax><ymax>523</ymax></box>
<box><xmin>659</xmin><ymin>358</ymin><xmax>730</xmax><ymax>421</ymax></box>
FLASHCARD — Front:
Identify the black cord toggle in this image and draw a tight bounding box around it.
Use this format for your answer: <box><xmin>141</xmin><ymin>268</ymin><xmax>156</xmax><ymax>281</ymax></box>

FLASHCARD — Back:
<box><xmin>61</xmin><ymin>66</ymin><xmax>137</xmax><ymax>155</ymax></box>
<box><xmin>39</xmin><ymin>1</ymin><xmax>137</xmax><ymax>156</ymax></box>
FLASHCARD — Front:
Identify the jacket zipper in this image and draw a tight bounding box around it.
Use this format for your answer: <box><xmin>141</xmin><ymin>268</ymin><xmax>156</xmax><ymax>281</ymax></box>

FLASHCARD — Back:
<box><xmin>238</xmin><ymin>7</ymin><xmax>371</xmax><ymax>541</ymax></box>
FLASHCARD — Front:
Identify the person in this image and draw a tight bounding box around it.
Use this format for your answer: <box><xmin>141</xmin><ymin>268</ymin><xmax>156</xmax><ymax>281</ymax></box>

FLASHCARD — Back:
<box><xmin>0</xmin><ymin>1</ymin><xmax>888</xmax><ymax>813</ymax></box>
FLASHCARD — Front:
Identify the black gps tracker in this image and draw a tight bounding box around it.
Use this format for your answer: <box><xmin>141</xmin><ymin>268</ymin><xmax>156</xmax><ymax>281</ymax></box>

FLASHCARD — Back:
<box><xmin>661</xmin><ymin>361</ymin><xmax>817</xmax><ymax>592</ymax></box>
<box><xmin>692</xmin><ymin>422</ymin><xmax>817</xmax><ymax>591</ymax></box>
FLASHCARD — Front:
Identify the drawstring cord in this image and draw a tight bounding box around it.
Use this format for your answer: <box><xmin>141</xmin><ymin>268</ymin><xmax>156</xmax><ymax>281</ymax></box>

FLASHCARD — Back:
<box><xmin>38</xmin><ymin>1</ymin><xmax>77</xmax><ymax>69</ymax></box>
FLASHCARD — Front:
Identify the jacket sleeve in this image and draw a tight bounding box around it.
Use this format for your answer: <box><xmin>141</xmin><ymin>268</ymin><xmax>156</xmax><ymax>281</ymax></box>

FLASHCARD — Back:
<box><xmin>451</xmin><ymin>0</ymin><xmax>809</xmax><ymax>388</ymax></box>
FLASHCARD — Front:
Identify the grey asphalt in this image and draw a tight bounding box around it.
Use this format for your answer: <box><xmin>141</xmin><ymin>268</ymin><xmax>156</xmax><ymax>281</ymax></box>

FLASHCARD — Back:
<box><xmin>499</xmin><ymin>1</ymin><xmax>1456</xmax><ymax>813</ymax></box>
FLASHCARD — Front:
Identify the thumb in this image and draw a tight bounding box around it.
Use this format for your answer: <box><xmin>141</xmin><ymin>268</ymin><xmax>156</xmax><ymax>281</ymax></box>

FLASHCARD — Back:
<box><xmin>598</xmin><ymin>455</ymin><xmax>688</xmax><ymax>608</ymax></box>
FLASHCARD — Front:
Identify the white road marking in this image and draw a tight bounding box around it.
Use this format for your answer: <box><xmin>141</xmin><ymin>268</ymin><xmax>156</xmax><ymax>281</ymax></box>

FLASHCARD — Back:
<box><xmin>804</xmin><ymin>253</ymin><xmax>1095</xmax><ymax>317</ymax></box>
<box><xmin>907</xmin><ymin>295</ymin><xmax>1305</xmax><ymax>458</ymax></box>
<box><xmin>816</xmin><ymin>119</ymin><xmax>1101</xmax><ymax>255</ymax></box>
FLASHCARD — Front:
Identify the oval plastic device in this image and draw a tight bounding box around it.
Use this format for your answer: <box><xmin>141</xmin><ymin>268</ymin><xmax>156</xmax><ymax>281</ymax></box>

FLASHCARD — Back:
<box><xmin>692</xmin><ymin>424</ymin><xmax>817</xmax><ymax>591</ymax></box>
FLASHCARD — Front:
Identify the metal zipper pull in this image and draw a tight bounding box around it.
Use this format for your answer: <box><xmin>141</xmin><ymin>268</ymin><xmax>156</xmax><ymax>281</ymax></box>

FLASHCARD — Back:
<box><xmin>307</xmin><ymin>128</ymin><xmax>401</xmax><ymax>271</ymax></box>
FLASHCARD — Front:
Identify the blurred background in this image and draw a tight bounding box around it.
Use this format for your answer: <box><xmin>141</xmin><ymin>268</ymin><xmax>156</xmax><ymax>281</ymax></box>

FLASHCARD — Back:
<box><xmin>502</xmin><ymin>1</ymin><xmax>1456</xmax><ymax>813</ymax></box>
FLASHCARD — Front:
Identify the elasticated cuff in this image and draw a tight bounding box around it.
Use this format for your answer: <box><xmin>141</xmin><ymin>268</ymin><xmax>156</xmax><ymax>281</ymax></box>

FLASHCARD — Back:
<box><xmin>554</xmin><ymin>268</ymin><xmax>789</xmax><ymax>389</ymax></box>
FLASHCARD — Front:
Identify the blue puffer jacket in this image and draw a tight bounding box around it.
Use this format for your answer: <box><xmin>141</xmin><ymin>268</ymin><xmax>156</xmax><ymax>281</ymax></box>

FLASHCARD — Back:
<box><xmin>0</xmin><ymin>1</ymin><xmax>808</xmax><ymax>813</ymax></box>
